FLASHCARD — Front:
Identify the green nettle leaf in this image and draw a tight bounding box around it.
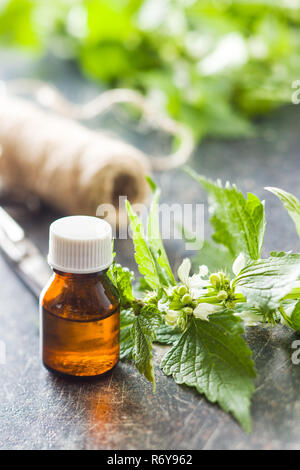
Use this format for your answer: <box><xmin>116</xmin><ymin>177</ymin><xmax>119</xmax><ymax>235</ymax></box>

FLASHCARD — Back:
<box><xmin>289</xmin><ymin>301</ymin><xmax>300</xmax><ymax>331</ymax></box>
<box><xmin>192</xmin><ymin>240</ymin><xmax>234</xmax><ymax>275</ymax></box>
<box><xmin>131</xmin><ymin>305</ymin><xmax>161</xmax><ymax>391</ymax></box>
<box><xmin>280</xmin><ymin>301</ymin><xmax>300</xmax><ymax>331</ymax></box>
<box><xmin>126</xmin><ymin>200</ymin><xmax>160</xmax><ymax>291</ymax></box>
<box><xmin>155</xmin><ymin>323</ymin><xmax>181</xmax><ymax>345</ymax></box>
<box><xmin>120</xmin><ymin>305</ymin><xmax>161</xmax><ymax>389</ymax></box>
<box><xmin>120</xmin><ymin>310</ymin><xmax>135</xmax><ymax>360</ymax></box>
<box><xmin>161</xmin><ymin>312</ymin><xmax>256</xmax><ymax>432</ymax></box>
<box><xmin>234</xmin><ymin>254</ymin><xmax>300</xmax><ymax>312</ymax></box>
<box><xmin>147</xmin><ymin>177</ymin><xmax>176</xmax><ymax>287</ymax></box>
<box><xmin>186</xmin><ymin>168</ymin><xmax>266</xmax><ymax>261</ymax></box>
<box><xmin>108</xmin><ymin>263</ymin><xmax>135</xmax><ymax>309</ymax></box>
<box><xmin>266</xmin><ymin>187</ymin><xmax>300</xmax><ymax>238</ymax></box>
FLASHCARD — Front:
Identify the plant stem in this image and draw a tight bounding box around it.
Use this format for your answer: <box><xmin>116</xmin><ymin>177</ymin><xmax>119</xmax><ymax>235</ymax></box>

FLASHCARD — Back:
<box><xmin>197</xmin><ymin>296</ymin><xmax>219</xmax><ymax>304</ymax></box>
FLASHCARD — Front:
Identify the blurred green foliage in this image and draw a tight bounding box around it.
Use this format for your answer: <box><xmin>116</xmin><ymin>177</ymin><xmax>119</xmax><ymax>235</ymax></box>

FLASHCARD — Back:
<box><xmin>1</xmin><ymin>0</ymin><xmax>300</xmax><ymax>140</ymax></box>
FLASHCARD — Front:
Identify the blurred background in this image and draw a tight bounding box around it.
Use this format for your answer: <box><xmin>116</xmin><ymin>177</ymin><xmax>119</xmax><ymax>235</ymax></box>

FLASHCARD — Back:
<box><xmin>1</xmin><ymin>0</ymin><xmax>300</xmax><ymax>140</ymax></box>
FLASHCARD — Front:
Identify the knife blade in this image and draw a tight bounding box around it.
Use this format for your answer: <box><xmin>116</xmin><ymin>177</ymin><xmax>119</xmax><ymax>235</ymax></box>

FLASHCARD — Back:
<box><xmin>0</xmin><ymin>207</ymin><xmax>51</xmax><ymax>298</ymax></box>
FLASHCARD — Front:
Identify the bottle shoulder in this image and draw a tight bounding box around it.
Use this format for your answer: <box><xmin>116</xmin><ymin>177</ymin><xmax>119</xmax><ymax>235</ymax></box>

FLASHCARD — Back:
<box><xmin>41</xmin><ymin>272</ymin><xmax>119</xmax><ymax>321</ymax></box>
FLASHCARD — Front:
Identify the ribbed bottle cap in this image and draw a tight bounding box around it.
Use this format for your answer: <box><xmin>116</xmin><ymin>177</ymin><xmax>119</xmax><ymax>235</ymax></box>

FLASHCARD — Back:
<box><xmin>48</xmin><ymin>216</ymin><xmax>113</xmax><ymax>274</ymax></box>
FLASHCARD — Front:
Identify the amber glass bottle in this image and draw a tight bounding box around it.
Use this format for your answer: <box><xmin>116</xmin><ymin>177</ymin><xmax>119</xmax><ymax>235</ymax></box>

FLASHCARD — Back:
<box><xmin>40</xmin><ymin>216</ymin><xmax>120</xmax><ymax>377</ymax></box>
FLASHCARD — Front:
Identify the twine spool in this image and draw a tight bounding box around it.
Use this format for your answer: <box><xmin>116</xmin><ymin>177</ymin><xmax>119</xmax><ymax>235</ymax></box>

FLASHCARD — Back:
<box><xmin>0</xmin><ymin>81</ymin><xmax>194</xmax><ymax>224</ymax></box>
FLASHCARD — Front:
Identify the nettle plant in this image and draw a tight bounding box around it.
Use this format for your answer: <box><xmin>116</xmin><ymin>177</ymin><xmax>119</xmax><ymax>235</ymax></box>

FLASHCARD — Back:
<box><xmin>109</xmin><ymin>171</ymin><xmax>300</xmax><ymax>433</ymax></box>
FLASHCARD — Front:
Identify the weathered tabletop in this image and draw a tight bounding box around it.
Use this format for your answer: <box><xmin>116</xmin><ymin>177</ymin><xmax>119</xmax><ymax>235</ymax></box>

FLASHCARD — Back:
<box><xmin>1</xmin><ymin>51</ymin><xmax>300</xmax><ymax>450</ymax></box>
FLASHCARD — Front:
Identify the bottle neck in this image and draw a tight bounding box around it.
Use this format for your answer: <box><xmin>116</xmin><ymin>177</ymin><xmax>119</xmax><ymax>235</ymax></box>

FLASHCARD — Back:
<box><xmin>52</xmin><ymin>268</ymin><xmax>109</xmax><ymax>281</ymax></box>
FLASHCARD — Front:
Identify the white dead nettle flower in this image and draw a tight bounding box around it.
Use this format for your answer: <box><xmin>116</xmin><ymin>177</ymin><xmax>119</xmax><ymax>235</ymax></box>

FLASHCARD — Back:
<box><xmin>193</xmin><ymin>303</ymin><xmax>222</xmax><ymax>321</ymax></box>
<box><xmin>232</xmin><ymin>252</ymin><xmax>247</xmax><ymax>277</ymax></box>
<box><xmin>177</xmin><ymin>258</ymin><xmax>190</xmax><ymax>285</ymax></box>
<box><xmin>177</xmin><ymin>258</ymin><xmax>209</xmax><ymax>298</ymax></box>
<box><xmin>235</xmin><ymin>310</ymin><xmax>264</xmax><ymax>327</ymax></box>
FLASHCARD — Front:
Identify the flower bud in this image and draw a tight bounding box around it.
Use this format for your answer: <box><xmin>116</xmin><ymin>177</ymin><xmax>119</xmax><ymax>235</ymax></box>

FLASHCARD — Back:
<box><xmin>217</xmin><ymin>290</ymin><xmax>228</xmax><ymax>301</ymax></box>
<box><xmin>178</xmin><ymin>285</ymin><xmax>188</xmax><ymax>296</ymax></box>
<box><xmin>182</xmin><ymin>293</ymin><xmax>192</xmax><ymax>305</ymax></box>
<box><xmin>209</xmin><ymin>273</ymin><xmax>220</xmax><ymax>287</ymax></box>
<box><xmin>183</xmin><ymin>307</ymin><xmax>193</xmax><ymax>315</ymax></box>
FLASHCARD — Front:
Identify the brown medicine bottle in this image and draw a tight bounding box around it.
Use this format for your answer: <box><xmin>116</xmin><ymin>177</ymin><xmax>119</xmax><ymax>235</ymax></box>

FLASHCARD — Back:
<box><xmin>40</xmin><ymin>216</ymin><xmax>120</xmax><ymax>377</ymax></box>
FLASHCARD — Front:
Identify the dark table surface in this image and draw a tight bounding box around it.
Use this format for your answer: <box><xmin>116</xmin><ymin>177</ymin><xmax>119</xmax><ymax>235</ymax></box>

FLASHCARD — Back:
<box><xmin>1</xmin><ymin>50</ymin><xmax>300</xmax><ymax>450</ymax></box>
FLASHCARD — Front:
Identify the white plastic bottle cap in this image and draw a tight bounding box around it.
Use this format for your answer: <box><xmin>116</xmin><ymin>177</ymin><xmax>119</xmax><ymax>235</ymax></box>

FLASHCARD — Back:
<box><xmin>48</xmin><ymin>216</ymin><xmax>113</xmax><ymax>274</ymax></box>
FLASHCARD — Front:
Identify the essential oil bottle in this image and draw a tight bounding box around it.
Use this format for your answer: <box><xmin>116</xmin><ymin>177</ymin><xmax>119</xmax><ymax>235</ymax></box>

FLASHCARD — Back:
<box><xmin>40</xmin><ymin>216</ymin><xmax>120</xmax><ymax>377</ymax></box>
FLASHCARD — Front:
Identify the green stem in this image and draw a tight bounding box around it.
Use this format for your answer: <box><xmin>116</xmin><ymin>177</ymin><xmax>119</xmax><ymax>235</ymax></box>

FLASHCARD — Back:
<box><xmin>197</xmin><ymin>296</ymin><xmax>219</xmax><ymax>304</ymax></box>
<box><xmin>197</xmin><ymin>292</ymin><xmax>247</xmax><ymax>306</ymax></box>
<box><xmin>278</xmin><ymin>305</ymin><xmax>292</xmax><ymax>327</ymax></box>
